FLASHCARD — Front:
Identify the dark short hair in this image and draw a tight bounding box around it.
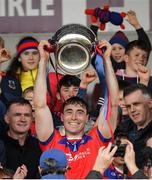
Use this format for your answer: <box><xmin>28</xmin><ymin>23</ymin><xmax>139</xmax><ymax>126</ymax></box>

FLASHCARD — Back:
<box><xmin>58</xmin><ymin>75</ymin><xmax>80</xmax><ymax>90</ymax></box>
<box><xmin>123</xmin><ymin>83</ymin><xmax>152</xmax><ymax>98</ymax></box>
<box><xmin>41</xmin><ymin>158</ymin><xmax>68</xmax><ymax>176</ymax></box>
<box><xmin>6</xmin><ymin>97</ymin><xmax>32</xmax><ymax>111</ymax></box>
<box><xmin>62</xmin><ymin>96</ymin><xmax>88</xmax><ymax>114</ymax></box>
<box><xmin>125</xmin><ymin>40</ymin><xmax>149</xmax><ymax>56</ymax></box>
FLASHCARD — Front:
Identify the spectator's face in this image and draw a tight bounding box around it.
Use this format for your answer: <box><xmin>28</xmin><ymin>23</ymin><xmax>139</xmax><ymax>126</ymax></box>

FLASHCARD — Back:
<box><xmin>59</xmin><ymin>85</ymin><xmax>79</xmax><ymax>101</ymax></box>
<box><xmin>5</xmin><ymin>104</ymin><xmax>33</xmax><ymax>135</ymax></box>
<box><xmin>111</xmin><ymin>43</ymin><xmax>125</xmax><ymax>63</ymax></box>
<box><xmin>125</xmin><ymin>47</ymin><xmax>148</xmax><ymax>70</ymax></box>
<box><xmin>19</xmin><ymin>49</ymin><xmax>40</xmax><ymax>71</ymax></box>
<box><xmin>61</xmin><ymin>103</ymin><xmax>88</xmax><ymax>137</ymax></box>
<box><xmin>119</xmin><ymin>90</ymin><xmax>128</xmax><ymax>116</ymax></box>
<box><xmin>124</xmin><ymin>90</ymin><xmax>151</xmax><ymax>128</ymax></box>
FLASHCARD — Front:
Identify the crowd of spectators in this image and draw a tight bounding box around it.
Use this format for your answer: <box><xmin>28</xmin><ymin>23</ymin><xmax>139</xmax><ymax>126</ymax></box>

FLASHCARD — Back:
<box><xmin>0</xmin><ymin>10</ymin><xmax>151</xmax><ymax>179</ymax></box>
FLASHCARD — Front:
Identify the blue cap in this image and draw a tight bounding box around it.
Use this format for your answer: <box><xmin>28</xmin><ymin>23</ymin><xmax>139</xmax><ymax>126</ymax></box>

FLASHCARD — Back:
<box><xmin>39</xmin><ymin>148</ymin><xmax>67</xmax><ymax>169</ymax></box>
<box><xmin>41</xmin><ymin>174</ymin><xmax>66</xmax><ymax>179</ymax></box>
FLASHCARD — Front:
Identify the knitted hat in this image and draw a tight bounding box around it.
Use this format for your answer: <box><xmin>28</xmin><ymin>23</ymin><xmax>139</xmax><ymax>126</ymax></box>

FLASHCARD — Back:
<box><xmin>17</xmin><ymin>36</ymin><xmax>39</xmax><ymax>57</ymax></box>
<box><xmin>39</xmin><ymin>148</ymin><xmax>67</xmax><ymax>169</ymax></box>
<box><xmin>109</xmin><ymin>31</ymin><xmax>129</xmax><ymax>48</ymax></box>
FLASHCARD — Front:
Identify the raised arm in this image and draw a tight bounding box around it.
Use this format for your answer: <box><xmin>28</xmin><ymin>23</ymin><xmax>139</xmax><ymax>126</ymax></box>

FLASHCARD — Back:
<box><xmin>79</xmin><ymin>69</ymin><xmax>97</xmax><ymax>89</ymax></box>
<box><xmin>96</xmin><ymin>40</ymin><xmax>119</xmax><ymax>138</ymax></box>
<box><xmin>34</xmin><ymin>40</ymin><xmax>54</xmax><ymax>142</ymax></box>
<box><xmin>77</xmin><ymin>69</ymin><xmax>97</xmax><ymax>100</ymax></box>
<box><xmin>126</xmin><ymin>10</ymin><xmax>151</xmax><ymax>53</ymax></box>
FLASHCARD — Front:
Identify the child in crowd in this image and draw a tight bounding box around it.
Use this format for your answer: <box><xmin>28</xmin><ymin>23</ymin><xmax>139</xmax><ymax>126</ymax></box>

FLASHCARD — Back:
<box><xmin>116</xmin><ymin>40</ymin><xmax>152</xmax><ymax>91</ymax></box>
<box><xmin>109</xmin><ymin>31</ymin><xmax>128</xmax><ymax>72</ymax></box>
<box><xmin>6</xmin><ymin>36</ymin><xmax>39</xmax><ymax>91</ymax></box>
<box><xmin>86</xmin><ymin>140</ymin><xmax>148</xmax><ymax>179</ymax></box>
<box><xmin>103</xmin><ymin>132</ymin><xmax>131</xmax><ymax>179</ymax></box>
<box><xmin>22</xmin><ymin>86</ymin><xmax>36</xmax><ymax>137</ymax></box>
<box><xmin>0</xmin><ymin>36</ymin><xmax>39</xmax><ymax>113</ymax></box>
<box><xmin>39</xmin><ymin>148</ymin><xmax>69</xmax><ymax>179</ymax></box>
<box><xmin>90</xmin><ymin>10</ymin><xmax>151</xmax><ymax>72</ymax></box>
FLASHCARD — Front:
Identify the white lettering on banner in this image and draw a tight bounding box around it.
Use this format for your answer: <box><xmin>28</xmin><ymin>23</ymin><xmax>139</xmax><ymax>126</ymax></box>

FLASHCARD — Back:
<box><xmin>0</xmin><ymin>0</ymin><xmax>5</xmax><ymax>16</ymax></box>
<box><xmin>26</xmin><ymin>0</ymin><xmax>39</xmax><ymax>16</ymax></box>
<box><xmin>41</xmin><ymin>0</ymin><xmax>54</xmax><ymax>16</ymax></box>
<box><xmin>9</xmin><ymin>0</ymin><xmax>24</xmax><ymax>16</ymax></box>
<box><xmin>0</xmin><ymin>0</ymin><xmax>54</xmax><ymax>17</ymax></box>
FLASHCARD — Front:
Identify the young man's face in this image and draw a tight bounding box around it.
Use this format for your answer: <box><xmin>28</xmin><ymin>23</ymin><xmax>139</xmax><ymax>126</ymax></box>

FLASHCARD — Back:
<box><xmin>61</xmin><ymin>103</ymin><xmax>88</xmax><ymax>138</ymax></box>
<box><xmin>58</xmin><ymin>85</ymin><xmax>79</xmax><ymax>102</ymax></box>
<box><xmin>5</xmin><ymin>103</ymin><xmax>33</xmax><ymax>135</ymax></box>
<box><xmin>111</xmin><ymin>43</ymin><xmax>125</xmax><ymax>63</ymax></box>
<box><xmin>125</xmin><ymin>47</ymin><xmax>148</xmax><ymax>71</ymax></box>
<box><xmin>124</xmin><ymin>90</ymin><xmax>151</xmax><ymax>128</ymax></box>
<box><xmin>19</xmin><ymin>49</ymin><xmax>40</xmax><ymax>71</ymax></box>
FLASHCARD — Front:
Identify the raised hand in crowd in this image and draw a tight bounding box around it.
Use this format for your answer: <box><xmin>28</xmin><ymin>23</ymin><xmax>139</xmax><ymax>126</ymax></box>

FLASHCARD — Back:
<box><xmin>13</xmin><ymin>164</ymin><xmax>28</xmax><ymax>179</ymax></box>
<box><xmin>126</xmin><ymin>10</ymin><xmax>141</xmax><ymax>30</ymax></box>
<box><xmin>80</xmin><ymin>69</ymin><xmax>97</xmax><ymax>89</ymax></box>
<box><xmin>137</xmin><ymin>64</ymin><xmax>151</xmax><ymax>86</ymax></box>
<box><xmin>122</xmin><ymin>139</ymin><xmax>139</xmax><ymax>175</ymax></box>
<box><xmin>93</xmin><ymin>142</ymin><xmax>117</xmax><ymax>173</ymax></box>
<box><xmin>38</xmin><ymin>40</ymin><xmax>50</xmax><ymax>63</ymax></box>
<box><xmin>86</xmin><ymin>142</ymin><xmax>117</xmax><ymax>179</ymax></box>
<box><xmin>0</xmin><ymin>48</ymin><xmax>11</xmax><ymax>64</ymax></box>
<box><xmin>121</xmin><ymin>139</ymin><xmax>148</xmax><ymax>179</ymax></box>
<box><xmin>98</xmin><ymin>40</ymin><xmax>112</xmax><ymax>61</ymax></box>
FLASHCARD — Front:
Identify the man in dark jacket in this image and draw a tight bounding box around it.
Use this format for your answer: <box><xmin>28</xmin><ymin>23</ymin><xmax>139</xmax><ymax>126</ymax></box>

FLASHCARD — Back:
<box><xmin>117</xmin><ymin>84</ymin><xmax>152</xmax><ymax>168</ymax></box>
<box><xmin>2</xmin><ymin>98</ymin><xmax>41</xmax><ymax>179</ymax></box>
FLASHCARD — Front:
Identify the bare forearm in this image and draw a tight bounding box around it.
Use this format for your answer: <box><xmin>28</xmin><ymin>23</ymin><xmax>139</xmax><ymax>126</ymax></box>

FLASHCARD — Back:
<box><xmin>34</xmin><ymin>60</ymin><xmax>54</xmax><ymax>141</ymax></box>
<box><xmin>34</xmin><ymin>60</ymin><xmax>47</xmax><ymax>108</ymax></box>
<box><xmin>34</xmin><ymin>40</ymin><xmax>54</xmax><ymax>142</ymax></box>
<box><xmin>104</xmin><ymin>59</ymin><xmax>119</xmax><ymax>132</ymax></box>
<box><xmin>104</xmin><ymin>59</ymin><xmax>119</xmax><ymax>105</ymax></box>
